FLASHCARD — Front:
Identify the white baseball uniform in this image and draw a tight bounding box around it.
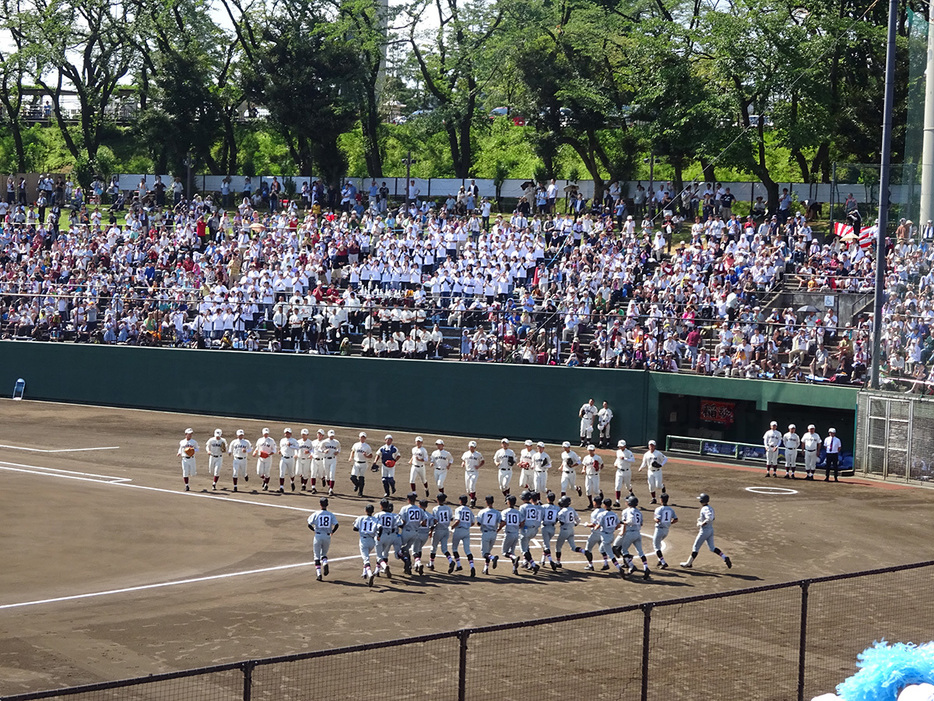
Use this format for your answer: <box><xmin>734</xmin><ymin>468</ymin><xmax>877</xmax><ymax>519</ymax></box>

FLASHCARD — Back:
<box><xmin>582</xmin><ymin>453</ymin><xmax>603</xmax><ymax>497</ymax></box>
<box><xmin>640</xmin><ymin>449</ymin><xmax>667</xmax><ymax>493</ymax></box>
<box><xmin>560</xmin><ymin>449</ymin><xmax>581</xmax><ymax>494</ymax></box>
<box><xmin>801</xmin><ymin>431</ymin><xmax>821</xmax><ymax>473</ymax></box>
<box><xmin>615</xmin><ymin>448</ymin><xmax>635</xmax><ymax>493</ymax></box>
<box><xmin>228</xmin><ymin>438</ymin><xmax>252</xmax><ymax>478</ymax></box>
<box><xmin>431</xmin><ymin>448</ymin><xmax>454</xmax><ymax>489</ymax></box>
<box><xmin>410</xmin><ymin>445</ymin><xmax>429</xmax><ymax>485</ymax></box>
<box><xmin>178</xmin><ymin>437</ymin><xmax>199</xmax><ymax>477</ymax></box>
<box><xmin>763</xmin><ymin>428</ymin><xmax>782</xmax><ymax>466</ymax></box>
<box><xmin>279</xmin><ymin>436</ymin><xmax>298</xmax><ymax>478</ymax></box>
<box><xmin>493</xmin><ymin>446</ymin><xmax>516</xmax><ymax>492</ymax></box>
<box><xmin>321</xmin><ymin>438</ymin><xmax>340</xmax><ymax>480</ymax></box>
<box><xmin>597</xmin><ymin>406</ymin><xmax>613</xmax><ymax>441</ymax></box>
<box><xmin>311</xmin><ymin>438</ymin><xmax>327</xmax><ymax>480</ymax></box>
<box><xmin>462</xmin><ymin>449</ymin><xmax>483</xmax><ymax>493</ymax></box>
<box><xmin>350</xmin><ymin>441</ymin><xmax>373</xmax><ymax>477</ymax></box>
<box><xmin>531</xmin><ymin>450</ymin><xmax>551</xmax><ymax>493</ymax></box>
<box><xmin>782</xmin><ymin>431</ymin><xmax>801</xmax><ymax>470</ymax></box>
<box><xmin>254</xmin><ymin>436</ymin><xmax>276</xmax><ymax>477</ymax></box>
<box><xmin>297</xmin><ymin>438</ymin><xmax>314</xmax><ymax>480</ymax></box>
<box><xmin>206</xmin><ymin>436</ymin><xmax>227</xmax><ymax>476</ymax></box>
<box><xmin>579</xmin><ymin>402</ymin><xmax>598</xmax><ymax>440</ymax></box>
<box><xmin>518</xmin><ymin>447</ymin><xmax>534</xmax><ymax>488</ymax></box>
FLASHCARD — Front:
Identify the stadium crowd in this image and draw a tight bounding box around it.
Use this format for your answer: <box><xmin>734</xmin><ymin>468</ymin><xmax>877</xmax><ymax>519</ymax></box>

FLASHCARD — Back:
<box><xmin>0</xmin><ymin>176</ymin><xmax>886</xmax><ymax>386</ymax></box>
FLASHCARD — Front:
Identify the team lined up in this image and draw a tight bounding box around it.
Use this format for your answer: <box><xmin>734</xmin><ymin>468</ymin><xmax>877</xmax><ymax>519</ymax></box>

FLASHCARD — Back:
<box><xmin>761</xmin><ymin>422</ymin><xmax>844</xmax><ymax>481</ymax></box>
<box><xmin>176</xmin><ymin>427</ymin><xmax>678</xmax><ymax>508</ymax></box>
<box><xmin>306</xmin><ymin>489</ymin><xmax>732</xmax><ymax>586</ymax></box>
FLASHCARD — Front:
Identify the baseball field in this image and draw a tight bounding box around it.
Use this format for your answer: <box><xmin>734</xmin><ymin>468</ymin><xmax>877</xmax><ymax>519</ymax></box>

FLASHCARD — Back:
<box><xmin>0</xmin><ymin>398</ymin><xmax>930</xmax><ymax>700</ymax></box>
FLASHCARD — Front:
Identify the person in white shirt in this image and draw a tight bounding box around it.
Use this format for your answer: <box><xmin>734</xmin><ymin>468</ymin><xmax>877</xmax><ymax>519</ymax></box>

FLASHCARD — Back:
<box><xmin>295</xmin><ymin>429</ymin><xmax>314</xmax><ymax>491</ymax></box>
<box><xmin>581</xmin><ymin>444</ymin><xmax>603</xmax><ymax>508</ymax></box>
<box><xmin>613</xmin><ymin>439</ymin><xmax>635</xmax><ymax>506</ymax></box>
<box><xmin>578</xmin><ymin>398</ymin><xmax>598</xmax><ymax>447</ymax></box>
<box><xmin>800</xmin><ymin>425</ymin><xmax>822</xmax><ymax>480</ymax></box>
<box><xmin>461</xmin><ymin>441</ymin><xmax>484</xmax><ymax>506</ymax></box>
<box><xmin>763</xmin><ymin>420</ymin><xmax>783</xmax><ymax>477</ymax></box>
<box><xmin>205</xmin><ymin>428</ymin><xmax>228</xmax><ymax>491</ymax></box>
<box><xmin>310</xmin><ymin>429</ymin><xmax>327</xmax><ymax>493</ymax></box>
<box><xmin>409</xmin><ymin>436</ymin><xmax>430</xmax><ymax>496</ymax></box>
<box><xmin>638</xmin><ymin>440</ymin><xmax>667</xmax><ymax>504</ymax></box>
<box><xmin>278</xmin><ymin>428</ymin><xmax>299</xmax><ymax>493</ymax></box>
<box><xmin>252</xmin><ymin>427</ymin><xmax>277</xmax><ymax>492</ymax></box>
<box><xmin>177</xmin><ymin>428</ymin><xmax>199</xmax><ymax>492</ymax></box>
<box><xmin>596</xmin><ymin>401</ymin><xmax>614</xmax><ymax>448</ymax></box>
<box><xmin>348</xmin><ymin>432</ymin><xmax>373</xmax><ymax>496</ymax></box>
<box><xmin>321</xmin><ymin>429</ymin><xmax>341</xmax><ymax>495</ymax></box>
<box><xmin>559</xmin><ymin>441</ymin><xmax>582</xmax><ymax>499</ymax></box>
<box><xmin>227</xmin><ymin>429</ymin><xmax>252</xmax><ymax>492</ymax></box>
<box><xmin>823</xmin><ymin>427</ymin><xmax>842</xmax><ymax>482</ymax></box>
<box><xmin>782</xmin><ymin>424</ymin><xmax>801</xmax><ymax>479</ymax></box>
<box><xmin>681</xmin><ymin>493</ymin><xmax>732</xmax><ymax>569</ymax></box>
<box><xmin>492</xmin><ymin>438</ymin><xmax>516</xmax><ymax>500</ymax></box>
<box><xmin>518</xmin><ymin>439</ymin><xmax>534</xmax><ymax>491</ymax></box>
<box><xmin>431</xmin><ymin>439</ymin><xmax>454</xmax><ymax>493</ymax></box>
<box><xmin>612</xmin><ymin>495</ymin><xmax>650</xmax><ymax>579</ymax></box>
<box><xmin>531</xmin><ymin>442</ymin><xmax>552</xmax><ymax>493</ymax></box>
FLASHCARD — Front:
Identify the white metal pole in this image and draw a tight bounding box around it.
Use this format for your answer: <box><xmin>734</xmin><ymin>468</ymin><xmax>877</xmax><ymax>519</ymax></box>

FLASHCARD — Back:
<box><xmin>920</xmin><ymin>1</ymin><xmax>934</xmax><ymax>226</ymax></box>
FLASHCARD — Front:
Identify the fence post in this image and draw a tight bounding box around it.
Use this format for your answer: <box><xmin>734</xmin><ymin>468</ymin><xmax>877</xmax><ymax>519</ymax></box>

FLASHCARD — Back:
<box><xmin>241</xmin><ymin>660</ymin><xmax>254</xmax><ymax>701</ymax></box>
<box><xmin>641</xmin><ymin>603</ymin><xmax>653</xmax><ymax>701</ymax></box>
<box><xmin>797</xmin><ymin>581</ymin><xmax>810</xmax><ymax>701</ymax></box>
<box><xmin>458</xmin><ymin>629</ymin><xmax>469</xmax><ymax>701</ymax></box>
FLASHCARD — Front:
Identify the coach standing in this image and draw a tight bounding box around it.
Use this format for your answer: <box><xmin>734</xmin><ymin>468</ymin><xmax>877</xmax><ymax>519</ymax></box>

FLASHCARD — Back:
<box><xmin>823</xmin><ymin>428</ymin><xmax>842</xmax><ymax>482</ymax></box>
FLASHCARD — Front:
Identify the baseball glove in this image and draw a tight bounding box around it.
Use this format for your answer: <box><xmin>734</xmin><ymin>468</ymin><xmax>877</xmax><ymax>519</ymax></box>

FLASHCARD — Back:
<box><xmin>385</xmin><ymin>459</ymin><xmax>396</xmax><ymax>468</ymax></box>
<box><xmin>260</xmin><ymin>451</ymin><xmax>270</xmax><ymax>459</ymax></box>
<box><xmin>184</xmin><ymin>446</ymin><xmax>195</xmax><ymax>458</ymax></box>
<box><xmin>652</xmin><ymin>460</ymin><xmax>662</xmax><ymax>469</ymax></box>
<box><xmin>507</xmin><ymin>456</ymin><xmax>515</xmax><ymax>466</ymax></box>
<box><xmin>519</xmin><ymin>461</ymin><xmax>530</xmax><ymax>469</ymax></box>
<box><xmin>565</xmin><ymin>457</ymin><xmax>575</xmax><ymax>467</ymax></box>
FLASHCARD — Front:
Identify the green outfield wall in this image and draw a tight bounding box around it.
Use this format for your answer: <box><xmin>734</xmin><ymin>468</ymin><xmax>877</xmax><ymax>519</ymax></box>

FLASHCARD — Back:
<box><xmin>0</xmin><ymin>341</ymin><xmax>858</xmax><ymax>447</ymax></box>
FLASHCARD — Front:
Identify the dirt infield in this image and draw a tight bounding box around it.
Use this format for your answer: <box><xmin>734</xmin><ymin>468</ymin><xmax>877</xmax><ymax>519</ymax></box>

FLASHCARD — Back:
<box><xmin>0</xmin><ymin>398</ymin><xmax>931</xmax><ymax>698</ymax></box>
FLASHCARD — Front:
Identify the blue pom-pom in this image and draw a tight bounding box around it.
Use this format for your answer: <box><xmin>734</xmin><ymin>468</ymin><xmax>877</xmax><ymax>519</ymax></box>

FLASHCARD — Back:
<box><xmin>837</xmin><ymin>641</ymin><xmax>934</xmax><ymax>701</ymax></box>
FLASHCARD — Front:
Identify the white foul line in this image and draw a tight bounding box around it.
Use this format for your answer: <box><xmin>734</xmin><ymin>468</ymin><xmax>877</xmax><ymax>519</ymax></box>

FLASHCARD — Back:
<box><xmin>0</xmin><ymin>555</ymin><xmax>362</xmax><ymax>611</ymax></box>
<box><xmin>0</xmin><ymin>461</ymin><xmax>131</xmax><ymax>483</ymax></box>
<box><xmin>0</xmin><ymin>444</ymin><xmax>120</xmax><ymax>453</ymax></box>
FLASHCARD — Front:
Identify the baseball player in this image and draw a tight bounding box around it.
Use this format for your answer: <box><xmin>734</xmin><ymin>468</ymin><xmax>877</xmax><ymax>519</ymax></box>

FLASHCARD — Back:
<box><xmin>399</xmin><ymin>492</ymin><xmax>425</xmax><ymax>575</ymax></box>
<box><xmin>322</xmin><ymin>429</ymin><xmax>341</xmax><ymax>495</ymax></box>
<box><xmin>492</xmin><ymin>438</ymin><xmax>516</xmax><ymax>500</ymax></box>
<box><xmin>429</xmin><ymin>493</ymin><xmax>456</xmax><ymax>572</ymax></box>
<box><xmin>498</xmin><ymin>494</ymin><xmax>522</xmax><ymax>574</ymax></box>
<box><xmin>379</xmin><ymin>435</ymin><xmax>402</xmax><ymax>498</ymax></box>
<box><xmin>782</xmin><ymin>424</ymin><xmax>801</xmax><ymax>479</ymax></box>
<box><xmin>582</xmin><ymin>499</ymin><xmax>610</xmax><ymax>570</ymax></box>
<box><xmin>638</xmin><ymin>440</ymin><xmax>667</xmax><ymax>504</ymax></box>
<box><xmin>518</xmin><ymin>490</ymin><xmax>542</xmax><ymax>573</ymax></box>
<box><xmin>206</xmin><ymin>429</ymin><xmax>227</xmax><ymax>491</ymax></box>
<box><xmin>531</xmin><ymin>442</ymin><xmax>552</xmax><ymax>494</ymax></box>
<box><xmin>596</xmin><ymin>401</ymin><xmax>613</xmax><ymax>448</ymax></box>
<box><xmin>253</xmin><ymin>427</ymin><xmax>276</xmax><ymax>491</ymax></box>
<box><xmin>461</xmin><ymin>441</ymin><xmax>484</xmax><ymax>507</ymax></box>
<box><xmin>518</xmin><ymin>439</ymin><xmax>534</xmax><ymax>490</ymax></box>
<box><xmin>409</xmin><ymin>436</ymin><xmax>430</xmax><ymax>496</ymax></box>
<box><xmin>824</xmin><ymin>428</ymin><xmax>842</xmax><ymax>482</ymax></box>
<box><xmin>651</xmin><ymin>493</ymin><xmax>678</xmax><ymax>568</ymax></box>
<box><xmin>310</xmin><ymin>429</ymin><xmax>327</xmax><ymax>493</ymax></box>
<box><xmin>559</xmin><ymin>441</ymin><xmax>582</xmax><ymax>498</ymax></box>
<box><xmin>763</xmin><ymin>421</ymin><xmax>782</xmax><ymax>478</ymax></box>
<box><xmin>582</xmin><ymin>444</ymin><xmax>603</xmax><ymax>508</ymax></box>
<box><xmin>554</xmin><ymin>495</ymin><xmax>585</xmax><ymax>569</ymax></box>
<box><xmin>307</xmin><ymin>497</ymin><xmax>339</xmax><ymax>581</ymax></box>
<box><xmin>297</xmin><ymin>429</ymin><xmax>314</xmax><ymax>491</ymax></box>
<box><xmin>227</xmin><ymin>430</ymin><xmax>251</xmax><ymax>492</ymax></box>
<box><xmin>177</xmin><ymin>428</ymin><xmax>199</xmax><ymax>491</ymax></box>
<box><xmin>579</xmin><ymin>398</ymin><xmax>598</xmax><ymax>447</ymax></box>
<box><xmin>681</xmin><ymin>493</ymin><xmax>732</xmax><ymax>569</ymax></box>
<box><xmin>801</xmin><ymin>425</ymin><xmax>821</xmax><ymax>480</ymax></box>
<box><xmin>613</xmin><ymin>495</ymin><xmax>650</xmax><ymax>578</ymax></box>
<box><xmin>539</xmin><ymin>491</ymin><xmax>560</xmax><ymax>570</ymax></box>
<box><xmin>278</xmin><ymin>428</ymin><xmax>299</xmax><ymax>493</ymax></box>
<box><xmin>353</xmin><ymin>503</ymin><xmax>379</xmax><ymax>586</ymax></box>
<box><xmin>349</xmin><ymin>432</ymin><xmax>373</xmax><ymax>496</ymax></box>
<box><xmin>592</xmin><ymin>498</ymin><xmax>625</xmax><ymax>576</ymax></box>
<box><xmin>375</xmin><ymin>499</ymin><xmax>403</xmax><ymax>578</ymax></box>
<box><xmin>411</xmin><ymin>499</ymin><xmax>433</xmax><ymax>575</ymax></box>
<box><xmin>451</xmin><ymin>495</ymin><xmax>476</xmax><ymax>576</ymax></box>
<box><xmin>477</xmin><ymin>495</ymin><xmax>503</xmax><ymax>574</ymax></box>
<box><xmin>430</xmin><ymin>439</ymin><xmax>454</xmax><ymax>494</ymax></box>
<box><xmin>613</xmin><ymin>439</ymin><xmax>635</xmax><ymax>506</ymax></box>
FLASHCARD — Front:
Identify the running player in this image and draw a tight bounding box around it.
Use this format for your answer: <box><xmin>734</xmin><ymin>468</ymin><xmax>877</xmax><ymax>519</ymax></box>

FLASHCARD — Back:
<box><xmin>310</xmin><ymin>429</ymin><xmax>326</xmax><ymax>493</ymax></box>
<box><xmin>278</xmin><ymin>428</ymin><xmax>298</xmax><ymax>493</ymax></box>
<box><xmin>375</xmin><ymin>499</ymin><xmax>403</xmax><ymax>578</ymax></box>
<box><xmin>555</xmin><ymin>495</ymin><xmax>585</xmax><ymax>569</ymax></box>
<box><xmin>531</xmin><ymin>442</ymin><xmax>552</xmax><ymax>494</ymax></box>
<box><xmin>353</xmin><ymin>504</ymin><xmax>379</xmax><ymax>586</ymax></box>
<box><xmin>451</xmin><ymin>495</ymin><xmax>476</xmax><ymax>576</ymax></box>
<box><xmin>177</xmin><ymin>428</ymin><xmax>199</xmax><ymax>492</ymax></box>
<box><xmin>409</xmin><ymin>436</ymin><xmax>430</xmax><ymax>496</ymax></box>
<box><xmin>429</xmin><ymin>493</ymin><xmax>456</xmax><ymax>572</ymax></box>
<box><xmin>559</xmin><ymin>441</ymin><xmax>582</xmax><ymax>498</ymax></box>
<box><xmin>539</xmin><ymin>492</ymin><xmax>560</xmax><ymax>570</ymax></box>
<box><xmin>477</xmin><ymin>495</ymin><xmax>502</xmax><ymax>574</ymax></box>
<box><xmin>614</xmin><ymin>495</ymin><xmax>650</xmax><ymax>578</ymax></box>
<box><xmin>227</xmin><ymin>430</ymin><xmax>251</xmax><ymax>492</ymax></box>
<box><xmin>518</xmin><ymin>491</ymin><xmax>542</xmax><ymax>573</ymax></box>
<box><xmin>518</xmin><ymin>439</ymin><xmax>534</xmax><ymax>490</ymax></box>
<box><xmin>399</xmin><ymin>492</ymin><xmax>425</xmax><ymax>575</ymax></box>
<box><xmin>651</xmin><ymin>493</ymin><xmax>678</xmax><ymax>569</ymax></box>
<box><xmin>431</xmin><ymin>439</ymin><xmax>454</xmax><ymax>494</ymax></box>
<box><xmin>462</xmin><ymin>441</ymin><xmax>484</xmax><ymax>507</ymax></box>
<box><xmin>681</xmin><ymin>493</ymin><xmax>732</xmax><ymax>569</ymax></box>
<box><xmin>307</xmin><ymin>497</ymin><xmax>339</xmax><ymax>581</ymax></box>
<box><xmin>493</xmin><ymin>438</ymin><xmax>516</xmax><ymax>500</ymax></box>
<box><xmin>349</xmin><ymin>432</ymin><xmax>373</xmax><ymax>496</ymax></box>
<box><xmin>322</xmin><ymin>429</ymin><xmax>341</xmax><ymax>495</ymax></box>
<box><xmin>205</xmin><ymin>429</ymin><xmax>227</xmax><ymax>491</ymax></box>
<box><xmin>638</xmin><ymin>440</ymin><xmax>667</xmax><ymax>504</ymax></box>
<box><xmin>582</xmin><ymin>444</ymin><xmax>603</xmax><ymax>508</ymax></box>
<box><xmin>498</xmin><ymin>495</ymin><xmax>522</xmax><ymax>574</ymax></box>
<box><xmin>379</xmin><ymin>435</ymin><xmax>402</xmax><ymax>498</ymax></box>
<box><xmin>296</xmin><ymin>429</ymin><xmax>313</xmax><ymax>491</ymax></box>
<box><xmin>412</xmin><ymin>499</ymin><xmax>433</xmax><ymax>575</ymax></box>
<box><xmin>582</xmin><ymin>499</ymin><xmax>610</xmax><ymax>571</ymax></box>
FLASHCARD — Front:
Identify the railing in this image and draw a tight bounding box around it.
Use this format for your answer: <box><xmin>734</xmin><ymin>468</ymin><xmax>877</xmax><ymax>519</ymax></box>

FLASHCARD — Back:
<box><xmin>3</xmin><ymin>560</ymin><xmax>932</xmax><ymax>701</ymax></box>
<box><xmin>666</xmin><ymin>434</ymin><xmax>855</xmax><ymax>472</ymax></box>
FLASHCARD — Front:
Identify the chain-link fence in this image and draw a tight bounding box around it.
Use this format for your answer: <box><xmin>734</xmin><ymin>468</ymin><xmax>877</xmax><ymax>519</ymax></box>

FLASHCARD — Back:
<box><xmin>856</xmin><ymin>391</ymin><xmax>934</xmax><ymax>482</ymax></box>
<box><xmin>4</xmin><ymin>561</ymin><xmax>933</xmax><ymax>701</ymax></box>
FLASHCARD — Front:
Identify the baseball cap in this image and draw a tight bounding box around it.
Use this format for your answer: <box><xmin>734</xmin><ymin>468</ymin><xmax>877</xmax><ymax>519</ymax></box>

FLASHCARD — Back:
<box><xmin>618</xmin><ymin>440</ymin><xmax>627</xmax><ymax>447</ymax></box>
<box><xmin>524</xmin><ymin>439</ymin><xmax>533</xmax><ymax>446</ymax></box>
<box><xmin>436</xmin><ymin>439</ymin><xmax>444</xmax><ymax>445</ymax></box>
<box><xmin>301</xmin><ymin>429</ymin><xmax>309</xmax><ymax>435</ymax></box>
<box><xmin>359</xmin><ymin>432</ymin><xmax>367</xmax><ymax>438</ymax></box>
<box><xmin>537</xmin><ymin>441</ymin><xmax>545</xmax><ymax>448</ymax></box>
<box><xmin>501</xmin><ymin>438</ymin><xmax>510</xmax><ymax>444</ymax></box>
<box><xmin>185</xmin><ymin>427</ymin><xmax>193</xmax><ymax>434</ymax></box>
<box><xmin>829</xmin><ymin>427</ymin><xmax>836</xmax><ymax>433</ymax></box>
<box><xmin>808</xmin><ymin>424</ymin><xmax>816</xmax><ymax>430</ymax></box>
<box><xmin>587</xmin><ymin>444</ymin><xmax>596</xmax><ymax>451</ymax></box>
<box><xmin>237</xmin><ymin>429</ymin><xmax>245</xmax><ymax>436</ymax></box>
<box><xmin>317</xmin><ymin>429</ymin><xmax>325</xmax><ymax>435</ymax></box>
<box><xmin>788</xmin><ymin>424</ymin><xmax>795</xmax><ymax>430</ymax></box>
<box><xmin>214</xmin><ymin>429</ymin><xmax>222</xmax><ymax>436</ymax></box>
<box><xmin>648</xmin><ymin>439</ymin><xmax>657</xmax><ymax>446</ymax></box>
<box><xmin>562</xmin><ymin>441</ymin><xmax>571</xmax><ymax>448</ymax></box>
<box><xmin>416</xmin><ymin>436</ymin><xmax>423</xmax><ymax>442</ymax></box>
<box><xmin>770</xmin><ymin>421</ymin><xmax>777</xmax><ymax>427</ymax></box>
<box><xmin>385</xmin><ymin>434</ymin><xmax>393</xmax><ymax>440</ymax></box>
<box><xmin>468</xmin><ymin>441</ymin><xmax>477</xmax><ymax>448</ymax></box>
<box><xmin>327</xmin><ymin>430</ymin><xmax>335</xmax><ymax>437</ymax></box>
<box><xmin>284</xmin><ymin>428</ymin><xmax>292</xmax><ymax>434</ymax></box>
